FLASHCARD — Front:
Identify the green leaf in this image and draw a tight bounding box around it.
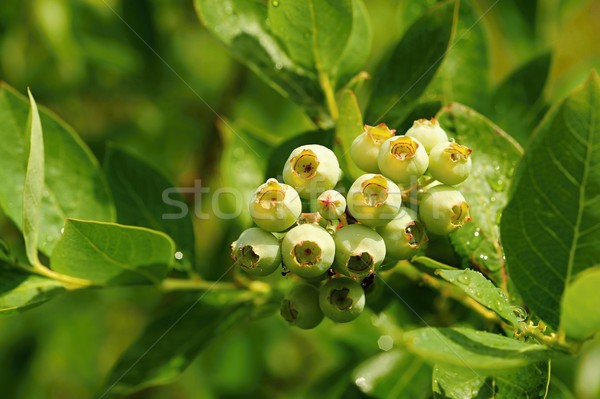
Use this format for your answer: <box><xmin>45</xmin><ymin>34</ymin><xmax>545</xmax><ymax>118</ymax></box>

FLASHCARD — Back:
<box><xmin>22</xmin><ymin>89</ymin><xmax>44</xmax><ymax>266</ymax></box>
<box><xmin>335</xmin><ymin>89</ymin><xmax>364</xmax><ymax>181</ymax></box>
<box><xmin>0</xmin><ymin>83</ymin><xmax>115</xmax><ymax>256</ymax></box>
<box><xmin>561</xmin><ymin>266</ymin><xmax>600</xmax><ymax>340</ymax></box>
<box><xmin>425</xmin><ymin>0</ymin><xmax>491</xmax><ymax>111</ymax></box>
<box><xmin>0</xmin><ymin>268</ymin><xmax>65</xmax><ymax>315</ymax></box>
<box><xmin>265</xmin><ymin>129</ymin><xmax>335</xmax><ymax>180</ymax></box>
<box><xmin>501</xmin><ymin>72</ymin><xmax>600</xmax><ymax>328</ymax></box>
<box><xmin>436</xmin><ymin>269</ymin><xmax>519</xmax><ymax>326</ymax></box>
<box><xmin>268</xmin><ymin>0</ymin><xmax>352</xmax><ymax>74</ymax></box>
<box><xmin>217</xmin><ymin>120</ymin><xmax>270</xmax><ymax>227</ymax></box>
<box><xmin>395</xmin><ymin>0</ymin><xmax>440</xmax><ymax>36</ymax></box>
<box><xmin>411</xmin><ymin>255</ymin><xmax>459</xmax><ymax>272</ymax></box>
<box><xmin>492</xmin><ymin>52</ymin><xmax>552</xmax><ymax>145</ymax></box>
<box><xmin>99</xmin><ymin>295</ymin><xmax>253</xmax><ymax>397</ymax></box>
<box><xmin>403</xmin><ymin>327</ymin><xmax>548</xmax><ymax>370</ymax></box>
<box><xmin>194</xmin><ymin>0</ymin><xmax>327</xmax><ymax>121</ymax></box>
<box><xmin>352</xmin><ymin>350</ymin><xmax>432</xmax><ymax>398</ymax></box>
<box><xmin>104</xmin><ymin>146</ymin><xmax>195</xmax><ymax>271</ymax></box>
<box><xmin>365</xmin><ymin>0</ymin><xmax>457</xmax><ymax>126</ymax></box>
<box><xmin>436</xmin><ymin>104</ymin><xmax>523</xmax><ymax>286</ymax></box>
<box><xmin>335</xmin><ymin>0</ymin><xmax>372</xmax><ymax>86</ymax></box>
<box><xmin>51</xmin><ymin>219</ymin><xmax>175</xmax><ymax>285</ymax></box>
<box><xmin>432</xmin><ymin>360</ymin><xmax>550</xmax><ymax>398</ymax></box>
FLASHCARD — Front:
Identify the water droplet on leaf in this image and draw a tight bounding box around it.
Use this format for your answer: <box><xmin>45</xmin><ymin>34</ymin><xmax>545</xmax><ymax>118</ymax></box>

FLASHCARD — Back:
<box><xmin>459</xmin><ymin>274</ymin><xmax>470</xmax><ymax>284</ymax></box>
<box><xmin>512</xmin><ymin>306</ymin><xmax>528</xmax><ymax>322</ymax></box>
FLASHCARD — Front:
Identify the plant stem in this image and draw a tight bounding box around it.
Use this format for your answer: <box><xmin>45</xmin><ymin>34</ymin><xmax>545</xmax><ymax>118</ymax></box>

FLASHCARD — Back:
<box><xmin>343</xmin><ymin>71</ymin><xmax>370</xmax><ymax>93</ymax></box>
<box><xmin>517</xmin><ymin>321</ymin><xmax>576</xmax><ymax>353</ymax></box>
<box><xmin>320</xmin><ymin>72</ymin><xmax>339</xmax><ymax>122</ymax></box>
<box><xmin>161</xmin><ymin>278</ymin><xmax>237</xmax><ymax>291</ymax></box>
<box><xmin>17</xmin><ymin>261</ymin><xmax>93</xmax><ymax>289</ymax></box>
<box><xmin>419</xmin><ymin>176</ymin><xmax>436</xmax><ymax>189</ymax></box>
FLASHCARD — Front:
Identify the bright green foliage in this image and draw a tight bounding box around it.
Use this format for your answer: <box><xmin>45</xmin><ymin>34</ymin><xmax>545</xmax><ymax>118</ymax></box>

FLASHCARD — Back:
<box><xmin>0</xmin><ymin>268</ymin><xmax>65</xmax><ymax>315</ymax></box>
<box><xmin>502</xmin><ymin>73</ymin><xmax>600</xmax><ymax>328</ymax></box>
<box><xmin>403</xmin><ymin>327</ymin><xmax>548</xmax><ymax>370</ymax></box>
<box><xmin>365</xmin><ymin>0</ymin><xmax>457</xmax><ymax>126</ymax></box>
<box><xmin>561</xmin><ymin>266</ymin><xmax>600</xmax><ymax>340</ymax></box>
<box><xmin>436</xmin><ymin>269</ymin><xmax>518</xmax><ymax>326</ymax></box>
<box><xmin>22</xmin><ymin>90</ymin><xmax>44</xmax><ymax>266</ymax></box>
<box><xmin>432</xmin><ymin>361</ymin><xmax>550</xmax><ymax>398</ymax></box>
<box><xmin>352</xmin><ymin>350</ymin><xmax>432</xmax><ymax>398</ymax></box>
<box><xmin>51</xmin><ymin>219</ymin><xmax>175</xmax><ymax>285</ymax></box>
<box><xmin>0</xmin><ymin>0</ymin><xmax>598</xmax><ymax>397</ymax></box>
<box><xmin>104</xmin><ymin>146</ymin><xmax>196</xmax><ymax>271</ymax></box>
<box><xmin>0</xmin><ymin>83</ymin><xmax>115</xmax><ymax>256</ymax></box>
<box><xmin>436</xmin><ymin>104</ymin><xmax>523</xmax><ymax>285</ymax></box>
<box><xmin>492</xmin><ymin>52</ymin><xmax>553</xmax><ymax>144</ymax></box>
<box><xmin>336</xmin><ymin>89</ymin><xmax>365</xmax><ymax>180</ymax></box>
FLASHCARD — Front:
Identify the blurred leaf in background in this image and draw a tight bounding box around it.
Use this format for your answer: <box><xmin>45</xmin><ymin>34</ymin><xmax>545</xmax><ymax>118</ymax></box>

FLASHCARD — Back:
<box><xmin>0</xmin><ymin>0</ymin><xmax>599</xmax><ymax>398</ymax></box>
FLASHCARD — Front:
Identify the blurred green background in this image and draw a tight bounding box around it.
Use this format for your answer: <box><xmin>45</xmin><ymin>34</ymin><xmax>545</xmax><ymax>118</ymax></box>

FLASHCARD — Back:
<box><xmin>0</xmin><ymin>0</ymin><xmax>599</xmax><ymax>397</ymax></box>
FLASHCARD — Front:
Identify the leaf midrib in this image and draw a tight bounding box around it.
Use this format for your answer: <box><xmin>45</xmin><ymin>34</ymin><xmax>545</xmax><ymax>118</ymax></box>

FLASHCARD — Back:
<box><xmin>565</xmin><ymin>88</ymin><xmax>596</xmax><ymax>295</ymax></box>
<box><xmin>68</xmin><ymin>222</ymin><xmax>159</xmax><ymax>284</ymax></box>
<box><xmin>307</xmin><ymin>0</ymin><xmax>323</xmax><ymax>74</ymax></box>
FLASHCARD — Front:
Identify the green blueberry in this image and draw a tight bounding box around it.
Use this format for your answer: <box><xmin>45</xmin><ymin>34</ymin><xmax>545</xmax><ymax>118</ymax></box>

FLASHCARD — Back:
<box><xmin>428</xmin><ymin>141</ymin><xmax>472</xmax><ymax>186</ymax></box>
<box><xmin>283</xmin><ymin>144</ymin><xmax>341</xmax><ymax>199</ymax></box>
<box><xmin>317</xmin><ymin>190</ymin><xmax>347</xmax><ymax>220</ymax></box>
<box><xmin>319</xmin><ymin>277</ymin><xmax>365</xmax><ymax>323</ymax></box>
<box><xmin>346</xmin><ymin>174</ymin><xmax>402</xmax><ymax>226</ymax></box>
<box><xmin>405</xmin><ymin>118</ymin><xmax>449</xmax><ymax>153</ymax></box>
<box><xmin>419</xmin><ymin>185</ymin><xmax>471</xmax><ymax>235</ymax></box>
<box><xmin>281</xmin><ymin>224</ymin><xmax>335</xmax><ymax>278</ymax></box>
<box><xmin>334</xmin><ymin>224</ymin><xmax>386</xmax><ymax>277</ymax></box>
<box><xmin>230</xmin><ymin>227</ymin><xmax>282</xmax><ymax>276</ymax></box>
<box><xmin>350</xmin><ymin>123</ymin><xmax>395</xmax><ymax>173</ymax></box>
<box><xmin>376</xmin><ymin>208</ymin><xmax>428</xmax><ymax>260</ymax></box>
<box><xmin>249</xmin><ymin>178</ymin><xmax>302</xmax><ymax>232</ymax></box>
<box><xmin>280</xmin><ymin>283</ymin><xmax>324</xmax><ymax>329</ymax></box>
<box><xmin>377</xmin><ymin>136</ymin><xmax>429</xmax><ymax>186</ymax></box>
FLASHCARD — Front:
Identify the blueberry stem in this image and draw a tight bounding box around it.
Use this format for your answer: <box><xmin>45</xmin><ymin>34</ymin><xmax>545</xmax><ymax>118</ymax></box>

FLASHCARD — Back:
<box><xmin>161</xmin><ymin>278</ymin><xmax>237</xmax><ymax>291</ymax></box>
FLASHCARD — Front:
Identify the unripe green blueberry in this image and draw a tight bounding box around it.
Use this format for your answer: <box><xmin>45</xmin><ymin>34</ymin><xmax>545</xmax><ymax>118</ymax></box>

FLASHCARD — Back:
<box><xmin>346</xmin><ymin>174</ymin><xmax>402</xmax><ymax>226</ymax></box>
<box><xmin>281</xmin><ymin>224</ymin><xmax>335</xmax><ymax>278</ymax></box>
<box><xmin>405</xmin><ymin>118</ymin><xmax>449</xmax><ymax>153</ymax></box>
<box><xmin>350</xmin><ymin>123</ymin><xmax>395</xmax><ymax>173</ymax></box>
<box><xmin>280</xmin><ymin>283</ymin><xmax>324</xmax><ymax>329</ymax></box>
<box><xmin>317</xmin><ymin>190</ymin><xmax>346</xmax><ymax>220</ymax></box>
<box><xmin>376</xmin><ymin>208</ymin><xmax>428</xmax><ymax>260</ymax></box>
<box><xmin>377</xmin><ymin>136</ymin><xmax>429</xmax><ymax>186</ymax></box>
<box><xmin>249</xmin><ymin>178</ymin><xmax>302</xmax><ymax>232</ymax></box>
<box><xmin>428</xmin><ymin>141</ymin><xmax>472</xmax><ymax>185</ymax></box>
<box><xmin>419</xmin><ymin>185</ymin><xmax>471</xmax><ymax>235</ymax></box>
<box><xmin>282</xmin><ymin>144</ymin><xmax>341</xmax><ymax>199</ymax></box>
<box><xmin>230</xmin><ymin>227</ymin><xmax>282</xmax><ymax>276</ymax></box>
<box><xmin>319</xmin><ymin>277</ymin><xmax>365</xmax><ymax>323</ymax></box>
<box><xmin>334</xmin><ymin>224</ymin><xmax>386</xmax><ymax>277</ymax></box>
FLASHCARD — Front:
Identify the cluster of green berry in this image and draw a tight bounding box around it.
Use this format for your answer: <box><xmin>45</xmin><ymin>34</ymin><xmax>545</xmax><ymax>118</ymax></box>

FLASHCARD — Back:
<box><xmin>230</xmin><ymin>118</ymin><xmax>473</xmax><ymax>329</ymax></box>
